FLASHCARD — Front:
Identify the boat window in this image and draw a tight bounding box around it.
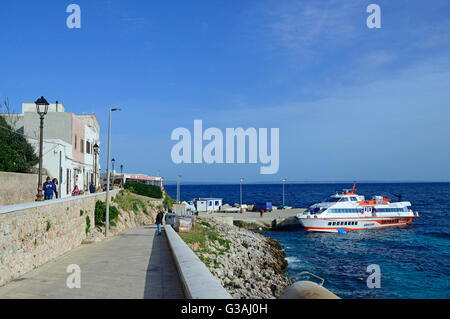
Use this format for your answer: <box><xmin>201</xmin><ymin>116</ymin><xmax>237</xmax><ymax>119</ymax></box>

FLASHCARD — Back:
<box><xmin>350</xmin><ymin>197</ymin><xmax>357</xmax><ymax>201</ymax></box>
<box><xmin>339</xmin><ymin>197</ymin><xmax>349</xmax><ymax>202</ymax></box>
<box><xmin>323</xmin><ymin>197</ymin><xmax>341</xmax><ymax>203</ymax></box>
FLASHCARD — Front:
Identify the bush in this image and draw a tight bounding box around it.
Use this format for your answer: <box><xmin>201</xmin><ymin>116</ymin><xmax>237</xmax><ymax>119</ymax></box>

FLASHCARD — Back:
<box><xmin>163</xmin><ymin>194</ymin><xmax>176</xmax><ymax>211</ymax></box>
<box><xmin>124</xmin><ymin>181</ymin><xmax>162</xmax><ymax>199</ymax></box>
<box><xmin>94</xmin><ymin>200</ymin><xmax>120</xmax><ymax>227</ymax></box>
<box><xmin>86</xmin><ymin>216</ymin><xmax>91</xmax><ymax>234</ymax></box>
<box><xmin>0</xmin><ymin>116</ymin><xmax>38</xmax><ymax>172</ymax></box>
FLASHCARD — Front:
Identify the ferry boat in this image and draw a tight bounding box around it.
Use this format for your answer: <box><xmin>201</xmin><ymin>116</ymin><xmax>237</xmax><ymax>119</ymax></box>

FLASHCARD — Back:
<box><xmin>296</xmin><ymin>184</ymin><xmax>419</xmax><ymax>233</ymax></box>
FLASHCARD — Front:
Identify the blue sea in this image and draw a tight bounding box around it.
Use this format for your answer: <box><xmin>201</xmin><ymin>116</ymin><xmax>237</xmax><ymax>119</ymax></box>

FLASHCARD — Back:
<box><xmin>165</xmin><ymin>183</ymin><xmax>450</xmax><ymax>299</ymax></box>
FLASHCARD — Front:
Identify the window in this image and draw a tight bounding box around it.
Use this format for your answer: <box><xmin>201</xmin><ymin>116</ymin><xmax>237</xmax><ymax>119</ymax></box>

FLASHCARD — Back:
<box><xmin>339</xmin><ymin>197</ymin><xmax>349</xmax><ymax>202</ymax></box>
<box><xmin>80</xmin><ymin>139</ymin><xmax>84</xmax><ymax>153</ymax></box>
<box><xmin>350</xmin><ymin>197</ymin><xmax>357</xmax><ymax>201</ymax></box>
<box><xmin>86</xmin><ymin>141</ymin><xmax>91</xmax><ymax>154</ymax></box>
<box><xmin>328</xmin><ymin>222</ymin><xmax>332</xmax><ymax>226</ymax></box>
<box><xmin>74</xmin><ymin>135</ymin><xmax>77</xmax><ymax>149</ymax></box>
<box><xmin>323</xmin><ymin>197</ymin><xmax>341</xmax><ymax>203</ymax></box>
<box><xmin>215</xmin><ymin>201</ymin><xmax>219</xmax><ymax>206</ymax></box>
<box><xmin>332</xmin><ymin>222</ymin><xmax>336</xmax><ymax>226</ymax></box>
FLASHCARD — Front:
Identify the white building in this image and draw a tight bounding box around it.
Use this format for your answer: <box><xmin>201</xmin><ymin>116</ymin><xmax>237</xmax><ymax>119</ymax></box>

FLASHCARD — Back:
<box><xmin>1</xmin><ymin>102</ymin><xmax>100</xmax><ymax>197</ymax></box>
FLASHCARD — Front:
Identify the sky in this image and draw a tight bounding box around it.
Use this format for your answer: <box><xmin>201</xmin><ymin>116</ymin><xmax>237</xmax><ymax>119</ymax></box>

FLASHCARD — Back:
<box><xmin>1</xmin><ymin>0</ymin><xmax>449</xmax><ymax>183</ymax></box>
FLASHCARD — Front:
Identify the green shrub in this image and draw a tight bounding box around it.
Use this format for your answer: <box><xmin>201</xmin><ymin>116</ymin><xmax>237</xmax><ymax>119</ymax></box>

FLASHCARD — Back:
<box><xmin>94</xmin><ymin>200</ymin><xmax>120</xmax><ymax>227</ymax></box>
<box><xmin>163</xmin><ymin>194</ymin><xmax>176</xmax><ymax>211</ymax></box>
<box><xmin>124</xmin><ymin>181</ymin><xmax>162</xmax><ymax>199</ymax></box>
<box><xmin>0</xmin><ymin>116</ymin><xmax>38</xmax><ymax>173</ymax></box>
<box><xmin>80</xmin><ymin>209</ymin><xmax>84</xmax><ymax>216</ymax></box>
<box><xmin>86</xmin><ymin>216</ymin><xmax>91</xmax><ymax>234</ymax></box>
<box><xmin>46</xmin><ymin>220</ymin><xmax>51</xmax><ymax>231</ymax></box>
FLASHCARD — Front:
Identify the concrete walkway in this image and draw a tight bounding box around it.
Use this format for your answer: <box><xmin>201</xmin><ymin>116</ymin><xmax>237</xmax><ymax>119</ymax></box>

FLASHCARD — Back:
<box><xmin>0</xmin><ymin>226</ymin><xmax>185</xmax><ymax>299</ymax></box>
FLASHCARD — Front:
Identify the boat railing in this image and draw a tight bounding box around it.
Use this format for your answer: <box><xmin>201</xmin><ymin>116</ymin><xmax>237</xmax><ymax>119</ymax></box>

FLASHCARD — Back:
<box><xmin>289</xmin><ymin>271</ymin><xmax>325</xmax><ymax>286</ymax></box>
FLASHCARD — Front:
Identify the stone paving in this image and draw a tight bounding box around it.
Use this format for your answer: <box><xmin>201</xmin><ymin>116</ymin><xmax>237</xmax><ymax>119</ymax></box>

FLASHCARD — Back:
<box><xmin>0</xmin><ymin>226</ymin><xmax>185</xmax><ymax>299</ymax></box>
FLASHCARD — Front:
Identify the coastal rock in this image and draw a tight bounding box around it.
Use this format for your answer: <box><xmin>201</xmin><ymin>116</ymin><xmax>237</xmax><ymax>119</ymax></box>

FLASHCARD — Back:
<box><xmin>188</xmin><ymin>217</ymin><xmax>291</xmax><ymax>299</ymax></box>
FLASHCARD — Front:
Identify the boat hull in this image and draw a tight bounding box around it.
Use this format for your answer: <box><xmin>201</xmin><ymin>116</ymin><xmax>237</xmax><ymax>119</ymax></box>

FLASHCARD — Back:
<box><xmin>297</xmin><ymin>216</ymin><xmax>417</xmax><ymax>233</ymax></box>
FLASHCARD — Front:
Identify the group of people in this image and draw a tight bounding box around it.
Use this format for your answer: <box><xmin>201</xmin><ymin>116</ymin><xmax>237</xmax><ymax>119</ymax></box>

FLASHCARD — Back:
<box><xmin>42</xmin><ymin>177</ymin><xmax>97</xmax><ymax>200</ymax></box>
<box><xmin>43</xmin><ymin>177</ymin><xmax>59</xmax><ymax>200</ymax></box>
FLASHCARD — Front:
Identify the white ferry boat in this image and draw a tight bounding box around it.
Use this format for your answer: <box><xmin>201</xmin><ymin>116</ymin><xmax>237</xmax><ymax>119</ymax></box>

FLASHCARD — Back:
<box><xmin>296</xmin><ymin>184</ymin><xmax>419</xmax><ymax>233</ymax></box>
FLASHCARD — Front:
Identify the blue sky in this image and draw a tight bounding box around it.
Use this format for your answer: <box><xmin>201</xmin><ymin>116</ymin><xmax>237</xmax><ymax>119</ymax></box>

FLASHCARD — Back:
<box><xmin>1</xmin><ymin>0</ymin><xmax>449</xmax><ymax>183</ymax></box>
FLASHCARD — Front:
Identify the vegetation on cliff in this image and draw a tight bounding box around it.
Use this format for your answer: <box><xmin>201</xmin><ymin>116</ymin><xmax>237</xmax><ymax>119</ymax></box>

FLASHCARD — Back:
<box><xmin>124</xmin><ymin>181</ymin><xmax>163</xmax><ymax>199</ymax></box>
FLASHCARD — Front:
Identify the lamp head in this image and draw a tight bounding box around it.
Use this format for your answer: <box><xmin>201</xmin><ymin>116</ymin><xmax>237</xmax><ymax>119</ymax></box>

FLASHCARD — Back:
<box><xmin>35</xmin><ymin>96</ymin><xmax>49</xmax><ymax>117</ymax></box>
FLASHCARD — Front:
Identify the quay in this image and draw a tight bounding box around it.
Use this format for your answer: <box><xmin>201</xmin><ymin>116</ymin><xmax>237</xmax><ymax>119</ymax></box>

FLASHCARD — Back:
<box><xmin>199</xmin><ymin>208</ymin><xmax>306</xmax><ymax>230</ymax></box>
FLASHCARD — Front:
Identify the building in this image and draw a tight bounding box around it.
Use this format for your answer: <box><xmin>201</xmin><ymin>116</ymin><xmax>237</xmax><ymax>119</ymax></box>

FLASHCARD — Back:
<box><xmin>100</xmin><ymin>172</ymin><xmax>164</xmax><ymax>190</ymax></box>
<box><xmin>195</xmin><ymin>198</ymin><xmax>223</xmax><ymax>212</ymax></box>
<box><xmin>1</xmin><ymin>102</ymin><xmax>100</xmax><ymax>198</ymax></box>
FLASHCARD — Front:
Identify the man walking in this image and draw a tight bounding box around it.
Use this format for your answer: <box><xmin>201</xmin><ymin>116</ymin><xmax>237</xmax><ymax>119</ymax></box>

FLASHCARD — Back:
<box><xmin>155</xmin><ymin>210</ymin><xmax>164</xmax><ymax>236</ymax></box>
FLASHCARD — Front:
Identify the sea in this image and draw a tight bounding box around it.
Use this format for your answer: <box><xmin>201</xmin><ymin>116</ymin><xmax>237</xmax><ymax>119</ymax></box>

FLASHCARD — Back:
<box><xmin>165</xmin><ymin>182</ymin><xmax>450</xmax><ymax>299</ymax></box>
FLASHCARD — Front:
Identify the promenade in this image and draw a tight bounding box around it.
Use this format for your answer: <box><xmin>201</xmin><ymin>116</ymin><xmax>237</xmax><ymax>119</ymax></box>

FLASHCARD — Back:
<box><xmin>0</xmin><ymin>226</ymin><xmax>185</xmax><ymax>299</ymax></box>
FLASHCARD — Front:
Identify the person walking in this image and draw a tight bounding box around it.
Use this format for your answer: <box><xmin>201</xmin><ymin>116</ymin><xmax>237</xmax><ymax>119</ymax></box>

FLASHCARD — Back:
<box><xmin>89</xmin><ymin>182</ymin><xmax>96</xmax><ymax>194</ymax></box>
<box><xmin>43</xmin><ymin>177</ymin><xmax>55</xmax><ymax>200</ymax></box>
<box><xmin>52</xmin><ymin>178</ymin><xmax>59</xmax><ymax>199</ymax></box>
<box><xmin>155</xmin><ymin>210</ymin><xmax>164</xmax><ymax>236</ymax></box>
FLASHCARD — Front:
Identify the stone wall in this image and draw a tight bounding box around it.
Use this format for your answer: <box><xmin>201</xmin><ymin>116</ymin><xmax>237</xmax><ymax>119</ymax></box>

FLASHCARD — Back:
<box><xmin>0</xmin><ymin>172</ymin><xmax>38</xmax><ymax>206</ymax></box>
<box><xmin>0</xmin><ymin>190</ymin><xmax>120</xmax><ymax>287</ymax></box>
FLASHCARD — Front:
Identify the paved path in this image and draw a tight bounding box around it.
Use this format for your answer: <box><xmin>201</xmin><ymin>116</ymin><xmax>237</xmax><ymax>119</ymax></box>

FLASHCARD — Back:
<box><xmin>0</xmin><ymin>226</ymin><xmax>185</xmax><ymax>299</ymax></box>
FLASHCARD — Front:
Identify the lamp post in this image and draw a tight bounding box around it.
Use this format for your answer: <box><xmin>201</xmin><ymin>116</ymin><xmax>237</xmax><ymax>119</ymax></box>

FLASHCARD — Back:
<box><xmin>282</xmin><ymin>178</ymin><xmax>286</xmax><ymax>208</ymax></box>
<box><xmin>35</xmin><ymin>96</ymin><xmax>49</xmax><ymax>202</ymax></box>
<box><xmin>240</xmin><ymin>178</ymin><xmax>244</xmax><ymax>213</ymax></box>
<box><xmin>105</xmin><ymin>108</ymin><xmax>121</xmax><ymax>238</ymax></box>
<box><xmin>93</xmin><ymin>143</ymin><xmax>99</xmax><ymax>188</ymax></box>
<box><xmin>111</xmin><ymin>158</ymin><xmax>115</xmax><ymax>185</ymax></box>
<box><xmin>177</xmin><ymin>175</ymin><xmax>181</xmax><ymax>204</ymax></box>
<box><xmin>120</xmin><ymin>164</ymin><xmax>123</xmax><ymax>188</ymax></box>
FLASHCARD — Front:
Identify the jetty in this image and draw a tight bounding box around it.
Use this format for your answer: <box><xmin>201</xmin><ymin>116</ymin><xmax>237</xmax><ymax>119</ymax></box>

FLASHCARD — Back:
<box><xmin>199</xmin><ymin>208</ymin><xmax>306</xmax><ymax>230</ymax></box>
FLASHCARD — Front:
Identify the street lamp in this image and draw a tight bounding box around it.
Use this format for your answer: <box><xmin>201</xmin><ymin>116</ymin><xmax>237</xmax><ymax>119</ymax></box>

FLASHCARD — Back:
<box><xmin>93</xmin><ymin>143</ymin><xmax>99</xmax><ymax>188</ymax></box>
<box><xmin>240</xmin><ymin>178</ymin><xmax>244</xmax><ymax>213</ymax></box>
<box><xmin>282</xmin><ymin>178</ymin><xmax>287</xmax><ymax>208</ymax></box>
<box><xmin>111</xmin><ymin>158</ymin><xmax>115</xmax><ymax>185</ymax></box>
<box><xmin>177</xmin><ymin>175</ymin><xmax>182</xmax><ymax>204</ymax></box>
<box><xmin>120</xmin><ymin>164</ymin><xmax>123</xmax><ymax>188</ymax></box>
<box><xmin>35</xmin><ymin>96</ymin><xmax>49</xmax><ymax>201</ymax></box>
<box><xmin>105</xmin><ymin>108</ymin><xmax>121</xmax><ymax>238</ymax></box>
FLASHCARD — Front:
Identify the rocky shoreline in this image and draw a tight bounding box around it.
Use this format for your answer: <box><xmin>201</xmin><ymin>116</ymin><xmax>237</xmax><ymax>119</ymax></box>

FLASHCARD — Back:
<box><xmin>180</xmin><ymin>217</ymin><xmax>291</xmax><ymax>299</ymax></box>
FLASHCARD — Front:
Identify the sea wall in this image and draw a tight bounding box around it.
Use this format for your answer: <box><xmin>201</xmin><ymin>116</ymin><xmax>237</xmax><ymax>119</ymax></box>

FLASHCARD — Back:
<box><xmin>0</xmin><ymin>172</ymin><xmax>38</xmax><ymax>206</ymax></box>
<box><xmin>0</xmin><ymin>190</ymin><xmax>121</xmax><ymax>286</ymax></box>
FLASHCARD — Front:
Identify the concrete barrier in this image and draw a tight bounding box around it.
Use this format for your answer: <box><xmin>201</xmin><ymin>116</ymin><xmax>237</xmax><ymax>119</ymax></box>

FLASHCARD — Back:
<box><xmin>279</xmin><ymin>281</ymin><xmax>340</xmax><ymax>299</ymax></box>
<box><xmin>165</xmin><ymin>225</ymin><xmax>232</xmax><ymax>299</ymax></box>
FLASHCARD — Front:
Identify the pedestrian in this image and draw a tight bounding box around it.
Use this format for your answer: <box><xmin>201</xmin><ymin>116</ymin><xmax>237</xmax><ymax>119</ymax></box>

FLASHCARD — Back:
<box><xmin>72</xmin><ymin>185</ymin><xmax>80</xmax><ymax>196</ymax></box>
<box><xmin>155</xmin><ymin>210</ymin><xmax>164</xmax><ymax>236</ymax></box>
<box><xmin>89</xmin><ymin>182</ymin><xmax>95</xmax><ymax>194</ymax></box>
<box><xmin>52</xmin><ymin>178</ymin><xmax>59</xmax><ymax>199</ymax></box>
<box><xmin>261</xmin><ymin>209</ymin><xmax>264</xmax><ymax>217</ymax></box>
<box><xmin>43</xmin><ymin>177</ymin><xmax>55</xmax><ymax>200</ymax></box>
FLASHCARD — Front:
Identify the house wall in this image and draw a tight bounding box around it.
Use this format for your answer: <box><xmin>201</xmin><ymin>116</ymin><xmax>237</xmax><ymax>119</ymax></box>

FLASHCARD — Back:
<box><xmin>0</xmin><ymin>172</ymin><xmax>38</xmax><ymax>206</ymax></box>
